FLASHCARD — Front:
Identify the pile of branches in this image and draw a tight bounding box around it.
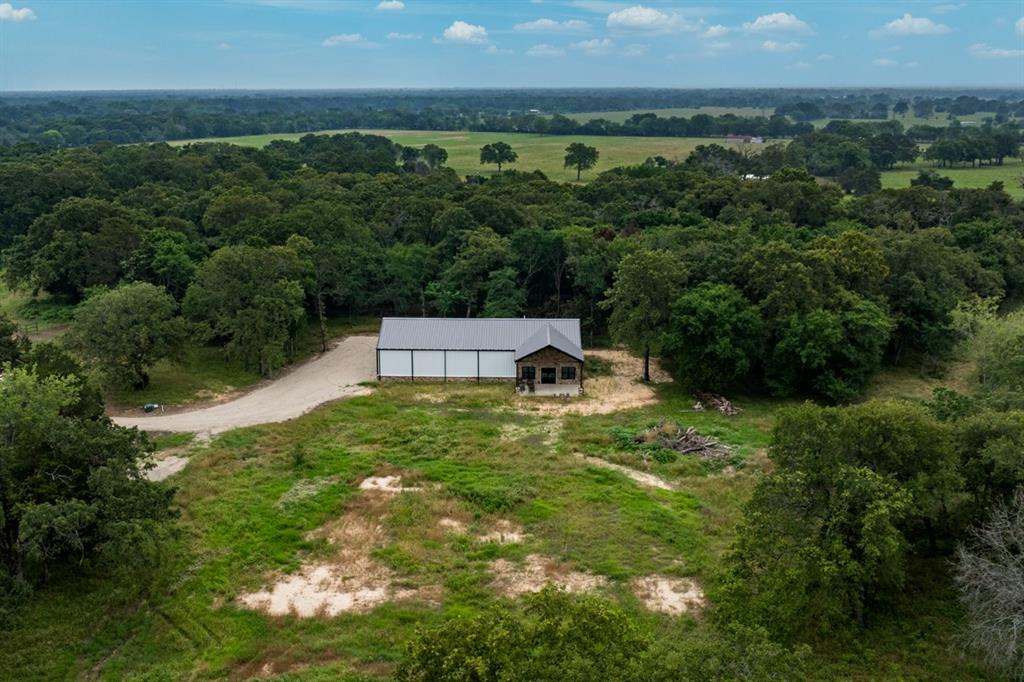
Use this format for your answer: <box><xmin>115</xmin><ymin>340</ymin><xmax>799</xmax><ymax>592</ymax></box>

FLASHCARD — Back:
<box><xmin>635</xmin><ymin>421</ymin><xmax>731</xmax><ymax>460</ymax></box>
<box><xmin>693</xmin><ymin>391</ymin><xmax>739</xmax><ymax>416</ymax></box>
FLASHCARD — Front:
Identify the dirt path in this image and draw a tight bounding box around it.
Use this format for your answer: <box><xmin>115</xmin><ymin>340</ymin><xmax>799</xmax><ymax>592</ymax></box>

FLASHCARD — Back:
<box><xmin>575</xmin><ymin>453</ymin><xmax>676</xmax><ymax>491</ymax></box>
<box><xmin>114</xmin><ymin>335</ymin><xmax>378</xmax><ymax>437</ymax></box>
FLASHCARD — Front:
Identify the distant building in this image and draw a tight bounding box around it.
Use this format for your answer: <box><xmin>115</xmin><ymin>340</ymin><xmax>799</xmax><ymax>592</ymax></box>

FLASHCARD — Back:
<box><xmin>376</xmin><ymin>317</ymin><xmax>584</xmax><ymax>396</ymax></box>
<box><xmin>725</xmin><ymin>135</ymin><xmax>764</xmax><ymax>144</ymax></box>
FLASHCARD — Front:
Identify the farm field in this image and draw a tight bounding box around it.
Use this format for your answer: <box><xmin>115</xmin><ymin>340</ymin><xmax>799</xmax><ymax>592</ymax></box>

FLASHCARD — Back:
<box><xmin>173</xmin><ymin>130</ymin><xmax>719</xmax><ymax>182</ymax></box>
<box><xmin>880</xmin><ymin>157</ymin><xmax>1024</xmax><ymax>197</ymax></box>
<box><xmin>562</xmin><ymin>106</ymin><xmax>775</xmax><ymax>123</ymax></box>
<box><xmin>0</xmin><ymin>349</ymin><xmax>992</xmax><ymax>681</ymax></box>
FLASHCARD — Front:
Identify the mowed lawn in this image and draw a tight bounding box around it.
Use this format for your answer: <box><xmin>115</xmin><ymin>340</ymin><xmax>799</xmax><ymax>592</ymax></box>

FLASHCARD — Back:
<box><xmin>172</xmin><ymin>129</ymin><xmax>717</xmax><ymax>182</ymax></box>
<box><xmin>880</xmin><ymin>157</ymin><xmax>1024</xmax><ymax>197</ymax></box>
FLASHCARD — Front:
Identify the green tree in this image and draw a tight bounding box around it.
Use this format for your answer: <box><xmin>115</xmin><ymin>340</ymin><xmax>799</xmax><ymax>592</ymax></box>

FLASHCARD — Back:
<box><xmin>68</xmin><ymin>283</ymin><xmax>193</xmax><ymax>389</ymax></box>
<box><xmin>396</xmin><ymin>587</ymin><xmax>650</xmax><ymax>682</ymax></box>
<box><xmin>564</xmin><ymin>142</ymin><xmax>600</xmax><ymax>181</ymax></box>
<box><xmin>0</xmin><ymin>366</ymin><xmax>175</xmax><ymax>624</ymax></box>
<box><xmin>664</xmin><ymin>283</ymin><xmax>763</xmax><ymax>391</ymax></box>
<box><xmin>479</xmin><ymin>141</ymin><xmax>518</xmax><ymax>172</ymax></box>
<box><xmin>602</xmin><ymin>249</ymin><xmax>687</xmax><ymax>382</ymax></box>
<box><xmin>421</xmin><ymin>143</ymin><xmax>448</xmax><ymax>169</ymax></box>
<box><xmin>482</xmin><ymin>267</ymin><xmax>526</xmax><ymax>317</ymax></box>
<box><xmin>183</xmin><ymin>245</ymin><xmax>307</xmax><ymax>376</ymax></box>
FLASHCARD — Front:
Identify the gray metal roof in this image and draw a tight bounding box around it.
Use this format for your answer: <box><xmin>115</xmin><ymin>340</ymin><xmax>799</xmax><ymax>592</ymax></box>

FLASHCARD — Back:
<box><xmin>378</xmin><ymin>317</ymin><xmax>583</xmax><ymax>359</ymax></box>
<box><xmin>514</xmin><ymin>324</ymin><xmax>584</xmax><ymax>362</ymax></box>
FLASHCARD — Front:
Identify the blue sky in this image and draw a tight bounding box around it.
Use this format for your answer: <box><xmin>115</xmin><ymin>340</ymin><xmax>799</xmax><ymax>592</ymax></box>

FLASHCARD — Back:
<box><xmin>1</xmin><ymin>0</ymin><xmax>1022</xmax><ymax>90</ymax></box>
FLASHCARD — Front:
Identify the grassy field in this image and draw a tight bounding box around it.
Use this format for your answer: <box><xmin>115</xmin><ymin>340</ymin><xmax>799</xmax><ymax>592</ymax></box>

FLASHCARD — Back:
<box><xmin>563</xmin><ymin>106</ymin><xmax>774</xmax><ymax>123</ymax></box>
<box><xmin>0</xmin><ymin>277</ymin><xmax>73</xmax><ymax>341</ymax></box>
<box><xmin>173</xmin><ymin>129</ymin><xmax>717</xmax><ymax>182</ymax></box>
<box><xmin>1</xmin><ymin>355</ymin><xmax>996</xmax><ymax>680</ymax></box>
<box><xmin>880</xmin><ymin>157</ymin><xmax>1024</xmax><ymax>197</ymax></box>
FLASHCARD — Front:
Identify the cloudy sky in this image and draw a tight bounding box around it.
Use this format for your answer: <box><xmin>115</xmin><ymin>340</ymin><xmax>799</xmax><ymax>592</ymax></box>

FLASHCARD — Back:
<box><xmin>1</xmin><ymin>0</ymin><xmax>1022</xmax><ymax>90</ymax></box>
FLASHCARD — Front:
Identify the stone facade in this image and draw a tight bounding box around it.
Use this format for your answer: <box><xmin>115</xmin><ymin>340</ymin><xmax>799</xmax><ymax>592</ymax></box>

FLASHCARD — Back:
<box><xmin>516</xmin><ymin>347</ymin><xmax>583</xmax><ymax>387</ymax></box>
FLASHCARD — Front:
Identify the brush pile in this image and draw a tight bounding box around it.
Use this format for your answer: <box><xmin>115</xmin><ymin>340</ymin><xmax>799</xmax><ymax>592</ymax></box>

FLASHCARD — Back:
<box><xmin>634</xmin><ymin>421</ymin><xmax>731</xmax><ymax>460</ymax></box>
<box><xmin>693</xmin><ymin>392</ymin><xmax>739</xmax><ymax>416</ymax></box>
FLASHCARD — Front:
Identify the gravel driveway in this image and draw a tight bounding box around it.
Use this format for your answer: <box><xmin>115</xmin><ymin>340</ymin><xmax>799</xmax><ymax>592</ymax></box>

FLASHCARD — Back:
<box><xmin>115</xmin><ymin>335</ymin><xmax>378</xmax><ymax>437</ymax></box>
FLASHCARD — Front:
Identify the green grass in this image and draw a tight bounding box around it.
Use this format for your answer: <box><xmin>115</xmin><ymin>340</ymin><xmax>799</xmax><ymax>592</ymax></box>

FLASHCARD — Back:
<box><xmin>172</xmin><ymin>129</ymin><xmax>721</xmax><ymax>182</ymax></box>
<box><xmin>880</xmin><ymin>157</ymin><xmax>1024</xmax><ymax>197</ymax></box>
<box><xmin>1</xmin><ymin>372</ymin><xmax>993</xmax><ymax>680</ymax></box>
<box><xmin>0</xmin><ymin>277</ymin><xmax>74</xmax><ymax>340</ymax></box>
<box><xmin>562</xmin><ymin>106</ymin><xmax>775</xmax><ymax>123</ymax></box>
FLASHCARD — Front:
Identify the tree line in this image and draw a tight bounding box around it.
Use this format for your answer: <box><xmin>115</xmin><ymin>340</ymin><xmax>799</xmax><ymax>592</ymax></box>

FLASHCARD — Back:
<box><xmin>2</xmin><ymin>88</ymin><xmax>1020</xmax><ymax>147</ymax></box>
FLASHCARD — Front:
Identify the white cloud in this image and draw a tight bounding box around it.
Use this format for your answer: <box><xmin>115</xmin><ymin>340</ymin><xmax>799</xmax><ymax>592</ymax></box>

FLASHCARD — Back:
<box><xmin>375</xmin><ymin>0</ymin><xmax>403</xmax><ymax>9</ymax></box>
<box><xmin>620</xmin><ymin>43</ymin><xmax>647</xmax><ymax>57</ymax></box>
<box><xmin>701</xmin><ymin>40</ymin><xmax>731</xmax><ymax>56</ymax></box>
<box><xmin>873</xmin><ymin>57</ymin><xmax>899</xmax><ymax>66</ymax></box>
<box><xmin>514</xmin><ymin>18</ymin><xmax>590</xmax><ymax>32</ymax></box>
<box><xmin>322</xmin><ymin>33</ymin><xmax>372</xmax><ymax>47</ymax></box>
<box><xmin>702</xmin><ymin>24</ymin><xmax>728</xmax><ymax>38</ymax></box>
<box><xmin>904</xmin><ymin>61</ymin><xmax>919</xmax><ymax>68</ymax></box>
<box><xmin>0</xmin><ymin>2</ymin><xmax>35</xmax><ymax>22</ymax></box>
<box><xmin>786</xmin><ymin>61</ymin><xmax>811</xmax><ymax>70</ymax></box>
<box><xmin>387</xmin><ymin>31</ymin><xmax>421</xmax><ymax>40</ymax></box>
<box><xmin>526</xmin><ymin>43</ymin><xmax>565</xmax><ymax>56</ymax></box>
<box><xmin>931</xmin><ymin>3</ymin><xmax>965</xmax><ymax>13</ymax></box>
<box><xmin>871</xmin><ymin>14</ymin><xmax>951</xmax><ymax>37</ymax></box>
<box><xmin>484</xmin><ymin>44</ymin><xmax>513</xmax><ymax>55</ymax></box>
<box><xmin>216</xmin><ymin>42</ymin><xmax>232</xmax><ymax>50</ymax></box>
<box><xmin>441</xmin><ymin>20</ymin><xmax>488</xmax><ymax>43</ymax></box>
<box><xmin>606</xmin><ymin>5</ymin><xmax>699</xmax><ymax>33</ymax></box>
<box><xmin>1016</xmin><ymin>17</ymin><xmax>1024</xmax><ymax>35</ymax></box>
<box><xmin>969</xmin><ymin>42</ymin><xmax>1024</xmax><ymax>58</ymax></box>
<box><xmin>762</xmin><ymin>40</ymin><xmax>802</xmax><ymax>53</ymax></box>
<box><xmin>816</xmin><ymin>53</ymin><xmax>833</xmax><ymax>61</ymax></box>
<box><xmin>571</xmin><ymin>37</ymin><xmax>613</xmax><ymax>54</ymax></box>
<box><xmin>742</xmin><ymin>12</ymin><xmax>811</xmax><ymax>34</ymax></box>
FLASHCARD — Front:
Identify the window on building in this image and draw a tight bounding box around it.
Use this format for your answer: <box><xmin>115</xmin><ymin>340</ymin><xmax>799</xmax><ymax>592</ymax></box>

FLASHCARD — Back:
<box><xmin>561</xmin><ymin>366</ymin><xmax>576</xmax><ymax>381</ymax></box>
<box><xmin>522</xmin><ymin>366</ymin><xmax>536</xmax><ymax>380</ymax></box>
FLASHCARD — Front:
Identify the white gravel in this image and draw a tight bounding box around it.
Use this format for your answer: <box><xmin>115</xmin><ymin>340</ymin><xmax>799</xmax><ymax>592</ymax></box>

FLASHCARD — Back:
<box><xmin>114</xmin><ymin>335</ymin><xmax>378</xmax><ymax>437</ymax></box>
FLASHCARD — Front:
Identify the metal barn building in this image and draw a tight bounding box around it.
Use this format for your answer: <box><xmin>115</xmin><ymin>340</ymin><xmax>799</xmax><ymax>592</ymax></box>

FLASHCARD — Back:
<box><xmin>376</xmin><ymin>317</ymin><xmax>584</xmax><ymax>391</ymax></box>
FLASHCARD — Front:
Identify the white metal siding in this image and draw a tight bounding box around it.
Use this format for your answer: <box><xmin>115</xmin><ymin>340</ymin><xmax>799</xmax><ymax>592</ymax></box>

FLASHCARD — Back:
<box><xmin>412</xmin><ymin>350</ymin><xmax>445</xmax><ymax>377</ymax></box>
<box><xmin>445</xmin><ymin>351</ymin><xmax>478</xmax><ymax>378</ymax></box>
<box><xmin>479</xmin><ymin>351</ymin><xmax>515</xmax><ymax>378</ymax></box>
<box><xmin>379</xmin><ymin>350</ymin><xmax>412</xmax><ymax>377</ymax></box>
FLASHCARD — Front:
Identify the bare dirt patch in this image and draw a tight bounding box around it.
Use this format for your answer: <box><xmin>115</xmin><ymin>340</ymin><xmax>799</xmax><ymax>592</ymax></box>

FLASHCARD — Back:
<box><xmin>358</xmin><ymin>475</ymin><xmax>423</xmax><ymax>494</ymax></box>
<box><xmin>489</xmin><ymin>554</ymin><xmax>606</xmax><ymax>598</ymax></box>
<box><xmin>525</xmin><ymin>349</ymin><xmax>669</xmax><ymax>416</ymax></box>
<box><xmin>575</xmin><ymin>453</ymin><xmax>676</xmax><ymax>491</ymax></box>
<box><xmin>438</xmin><ymin>517</ymin><xmax>467</xmax><ymax>533</ymax></box>
<box><xmin>477</xmin><ymin>519</ymin><xmax>527</xmax><ymax>544</ymax></box>
<box><xmin>237</xmin><ymin>475</ymin><xmax>437</xmax><ymax>618</ymax></box>
<box><xmin>632</xmin><ymin>575</ymin><xmax>706</xmax><ymax>616</ymax></box>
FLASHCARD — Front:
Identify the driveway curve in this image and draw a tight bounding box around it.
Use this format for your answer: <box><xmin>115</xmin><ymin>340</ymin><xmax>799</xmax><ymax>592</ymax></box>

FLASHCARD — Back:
<box><xmin>114</xmin><ymin>335</ymin><xmax>378</xmax><ymax>437</ymax></box>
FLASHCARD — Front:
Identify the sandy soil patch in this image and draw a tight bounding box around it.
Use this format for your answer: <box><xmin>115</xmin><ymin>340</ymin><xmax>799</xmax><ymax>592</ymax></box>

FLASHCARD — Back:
<box><xmin>359</xmin><ymin>475</ymin><xmax>424</xmax><ymax>494</ymax></box>
<box><xmin>238</xmin><ymin>475</ymin><xmax>436</xmax><ymax>618</ymax></box>
<box><xmin>631</xmin><ymin>575</ymin><xmax>706</xmax><ymax>616</ymax></box>
<box><xmin>490</xmin><ymin>554</ymin><xmax>606</xmax><ymax>598</ymax></box>
<box><xmin>525</xmin><ymin>349</ymin><xmax>669</xmax><ymax>416</ymax></box>
<box><xmin>438</xmin><ymin>517</ymin><xmax>467</xmax><ymax>533</ymax></box>
<box><xmin>477</xmin><ymin>519</ymin><xmax>527</xmax><ymax>544</ymax></box>
<box><xmin>575</xmin><ymin>453</ymin><xmax>676</xmax><ymax>491</ymax></box>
